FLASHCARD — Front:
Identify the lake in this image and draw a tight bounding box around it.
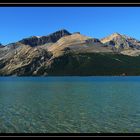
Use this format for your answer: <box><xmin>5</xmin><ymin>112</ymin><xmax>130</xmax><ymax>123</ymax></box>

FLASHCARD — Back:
<box><xmin>0</xmin><ymin>76</ymin><xmax>140</xmax><ymax>133</ymax></box>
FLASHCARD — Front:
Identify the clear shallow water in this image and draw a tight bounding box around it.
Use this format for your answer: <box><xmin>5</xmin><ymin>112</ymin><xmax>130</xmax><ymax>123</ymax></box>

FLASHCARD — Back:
<box><xmin>0</xmin><ymin>76</ymin><xmax>140</xmax><ymax>133</ymax></box>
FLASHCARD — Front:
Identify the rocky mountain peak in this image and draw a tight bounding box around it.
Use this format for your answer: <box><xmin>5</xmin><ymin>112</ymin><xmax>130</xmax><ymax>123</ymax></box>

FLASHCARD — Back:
<box><xmin>18</xmin><ymin>29</ymin><xmax>71</xmax><ymax>47</ymax></box>
<box><xmin>101</xmin><ymin>32</ymin><xmax>140</xmax><ymax>50</ymax></box>
<box><xmin>112</xmin><ymin>32</ymin><xmax>121</xmax><ymax>36</ymax></box>
<box><xmin>100</xmin><ymin>32</ymin><xmax>122</xmax><ymax>44</ymax></box>
<box><xmin>0</xmin><ymin>43</ymin><xmax>4</xmax><ymax>48</ymax></box>
<box><xmin>56</xmin><ymin>29</ymin><xmax>70</xmax><ymax>34</ymax></box>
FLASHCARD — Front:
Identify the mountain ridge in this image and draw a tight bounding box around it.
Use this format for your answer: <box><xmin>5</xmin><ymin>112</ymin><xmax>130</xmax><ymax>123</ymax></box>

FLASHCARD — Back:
<box><xmin>1</xmin><ymin>29</ymin><xmax>140</xmax><ymax>76</ymax></box>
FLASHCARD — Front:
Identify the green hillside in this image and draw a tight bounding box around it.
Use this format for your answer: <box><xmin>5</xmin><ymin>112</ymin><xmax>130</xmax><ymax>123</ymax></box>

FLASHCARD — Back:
<box><xmin>39</xmin><ymin>52</ymin><xmax>140</xmax><ymax>76</ymax></box>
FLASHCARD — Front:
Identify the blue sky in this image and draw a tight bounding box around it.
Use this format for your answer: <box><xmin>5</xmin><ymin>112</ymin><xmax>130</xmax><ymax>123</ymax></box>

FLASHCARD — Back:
<box><xmin>0</xmin><ymin>7</ymin><xmax>140</xmax><ymax>45</ymax></box>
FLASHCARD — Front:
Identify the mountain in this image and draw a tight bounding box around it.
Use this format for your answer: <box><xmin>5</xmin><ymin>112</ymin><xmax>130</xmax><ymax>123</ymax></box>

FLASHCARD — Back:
<box><xmin>3</xmin><ymin>29</ymin><xmax>71</xmax><ymax>51</ymax></box>
<box><xmin>48</xmin><ymin>32</ymin><xmax>112</xmax><ymax>57</ymax></box>
<box><xmin>0</xmin><ymin>43</ymin><xmax>4</xmax><ymax>48</ymax></box>
<box><xmin>0</xmin><ymin>29</ymin><xmax>71</xmax><ymax>61</ymax></box>
<box><xmin>1</xmin><ymin>30</ymin><xmax>140</xmax><ymax>76</ymax></box>
<box><xmin>0</xmin><ymin>45</ymin><xmax>52</xmax><ymax>76</ymax></box>
<box><xmin>19</xmin><ymin>29</ymin><xmax>71</xmax><ymax>47</ymax></box>
<box><xmin>100</xmin><ymin>33</ymin><xmax>140</xmax><ymax>56</ymax></box>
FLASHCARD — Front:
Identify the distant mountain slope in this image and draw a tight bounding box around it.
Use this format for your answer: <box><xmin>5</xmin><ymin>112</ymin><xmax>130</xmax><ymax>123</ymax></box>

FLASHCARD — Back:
<box><xmin>48</xmin><ymin>33</ymin><xmax>112</xmax><ymax>57</ymax></box>
<box><xmin>101</xmin><ymin>33</ymin><xmax>140</xmax><ymax>55</ymax></box>
<box><xmin>0</xmin><ymin>45</ymin><xmax>52</xmax><ymax>76</ymax></box>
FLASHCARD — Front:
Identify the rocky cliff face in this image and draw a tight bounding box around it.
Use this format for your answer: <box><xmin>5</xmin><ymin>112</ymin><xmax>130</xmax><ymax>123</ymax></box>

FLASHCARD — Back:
<box><xmin>19</xmin><ymin>29</ymin><xmax>71</xmax><ymax>47</ymax></box>
<box><xmin>1</xmin><ymin>30</ymin><xmax>140</xmax><ymax>76</ymax></box>
<box><xmin>0</xmin><ymin>45</ymin><xmax>52</xmax><ymax>76</ymax></box>
<box><xmin>0</xmin><ymin>43</ymin><xmax>4</xmax><ymax>48</ymax></box>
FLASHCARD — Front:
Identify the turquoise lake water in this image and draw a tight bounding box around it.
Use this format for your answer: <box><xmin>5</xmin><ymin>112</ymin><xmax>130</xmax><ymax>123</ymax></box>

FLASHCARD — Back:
<box><xmin>0</xmin><ymin>76</ymin><xmax>140</xmax><ymax>133</ymax></box>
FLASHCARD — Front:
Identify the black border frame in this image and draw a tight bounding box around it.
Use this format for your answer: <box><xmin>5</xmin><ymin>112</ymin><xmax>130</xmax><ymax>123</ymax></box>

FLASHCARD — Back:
<box><xmin>1</xmin><ymin>3</ymin><xmax>140</xmax><ymax>7</ymax></box>
<box><xmin>0</xmin><ymin>2</ymin><xmax>140</xmax><ymax>137</ymax></box>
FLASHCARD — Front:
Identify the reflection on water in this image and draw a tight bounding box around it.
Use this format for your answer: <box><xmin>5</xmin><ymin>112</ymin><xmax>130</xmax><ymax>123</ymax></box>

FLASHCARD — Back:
<box><xmin>0</xmin><ymin>77</ymin><xmax>140</xmax><ymax>133</ymax></box>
